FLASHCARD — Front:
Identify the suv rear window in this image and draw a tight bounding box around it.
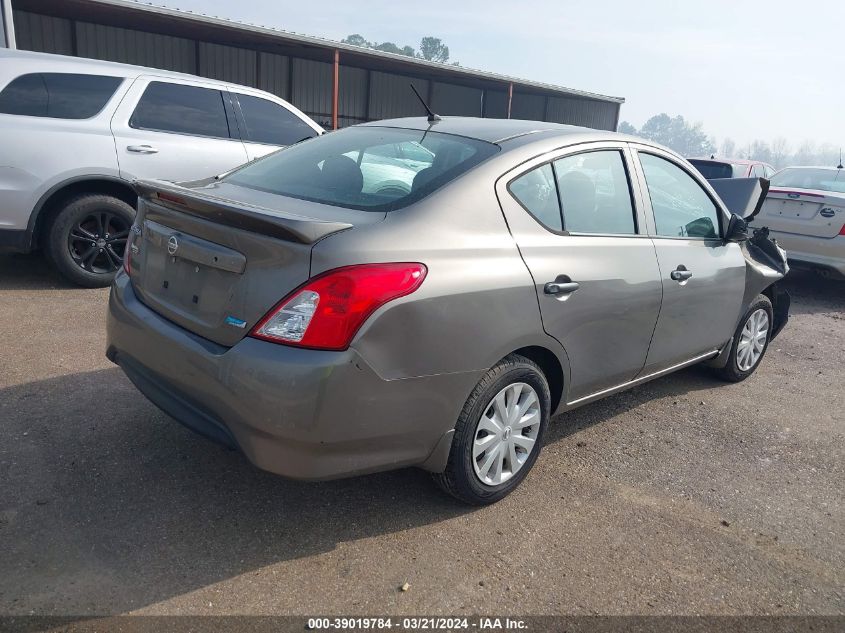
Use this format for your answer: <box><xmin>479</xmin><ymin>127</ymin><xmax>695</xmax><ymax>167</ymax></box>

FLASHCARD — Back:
<box><xmin>130</xmin><ymin>82</ymin><xmax>232</xmax><ymax>139</ymax></box>
<box><xmin>225</xmin><ymin>126</ymin><xmax>499</xmax><ymax>212</ymax></box>
<box><xmin>688</xmin><ymin>160</ymin><xmax>735</xmax><ymax>180</ymax></box>
<box><xmin>0</xmin><ymin>73</ymin><xmax>122</xmax><ymax>119</ymax></box>
<box><xmin>235</xmin><ymin>93</ymin><xmax>318</xmax><ymax>146</ymax></box>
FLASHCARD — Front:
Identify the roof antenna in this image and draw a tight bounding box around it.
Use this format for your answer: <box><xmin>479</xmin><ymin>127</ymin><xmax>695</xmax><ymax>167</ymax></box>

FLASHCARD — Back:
<box><xmin>410</xmin><ymin>83</ymin><xmax>440</xmax><ymax>123</ymax></box>
<box><xmin>838</xmin><ymin>148</ymin><xmax>843</xmax><ymax>170</ymax></box>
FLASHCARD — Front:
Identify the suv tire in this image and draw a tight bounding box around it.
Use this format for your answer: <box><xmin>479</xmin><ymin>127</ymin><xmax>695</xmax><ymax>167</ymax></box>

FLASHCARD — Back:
<box><xmin>47</xmin><ymin>194</ymin><xmax>135</xmax><ymax>288</ymax></box>
<box><xmin>433</xmin><ymin>354</ymin><xmax>551</xmax><ymax>505</ymax></box>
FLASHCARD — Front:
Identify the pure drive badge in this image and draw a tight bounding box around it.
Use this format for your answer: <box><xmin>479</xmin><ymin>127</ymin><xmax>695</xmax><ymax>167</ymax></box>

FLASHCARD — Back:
<box><xmin>225</xmin><ymin>316</ymin><xmax>247</xmax><ymax>329</ymax></box>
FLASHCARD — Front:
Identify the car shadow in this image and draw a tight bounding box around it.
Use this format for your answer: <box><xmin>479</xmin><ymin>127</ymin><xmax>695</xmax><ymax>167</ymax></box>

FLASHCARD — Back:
<box><xmin>778</xmin><ymin>268</ymin><xmax>845</xmax><ymax>315</ymax></box>
<box><xmin>0</xmin><ymin>253</ymin><xmax>77</xmax><ymax>291</ymax></box>
<box><xmin>1</xmin><ymin>361</ymin><xmax>724</xmax><ymax>615</ymax></box>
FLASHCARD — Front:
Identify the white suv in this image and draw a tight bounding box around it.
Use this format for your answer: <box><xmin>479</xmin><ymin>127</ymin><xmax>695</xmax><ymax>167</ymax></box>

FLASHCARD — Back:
<box><xmin>0</xmin><ymin>49</ymin><xmax>322</xmax><ymax>286</ymax></box>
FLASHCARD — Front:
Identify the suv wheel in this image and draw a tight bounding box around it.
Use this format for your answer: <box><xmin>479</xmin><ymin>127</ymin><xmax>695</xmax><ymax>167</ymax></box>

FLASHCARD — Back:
<box><xmin>433</xmin><ymin>354</ymin><xmax>551</xmax><ymax>505</ymax></box>
<box><xmin>713</xmin><ymin>294</ymin><xmax>773</xmax><ymax>382</ymax></box>
<box><xmin>47</xmin><ymin>194</ymin><xmax>134</xmax><ymax>288</ymax></box>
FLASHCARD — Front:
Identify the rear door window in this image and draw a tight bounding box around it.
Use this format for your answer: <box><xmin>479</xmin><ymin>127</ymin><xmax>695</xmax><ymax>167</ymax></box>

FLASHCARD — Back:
<box><xmin>130</xmin><ymin>81</ymin><xmax>232</xmax><ymax>139</ymax></box>
<box><xmin>553</xmin><ymin>150</ymin><xmax>636</xmax><ymax>235</ymax></box>
<box><xmin>235</xmin><ymin>93</ymin><xmax>318</xmax><ymax>146</ymax></box>
<box><xmin>509</xmin><ymin>164</ymin><xmax>562</xmax><ymax>231</ymax></box>
<box><xmin>0</xmin><ymin>73</ymin><xmax>122</xmax><ymax>119</ymax></box>
<box><xmin>639</xmin><ymin>153</ymin><xmax>721</xmax><ymax>239</ymax></box>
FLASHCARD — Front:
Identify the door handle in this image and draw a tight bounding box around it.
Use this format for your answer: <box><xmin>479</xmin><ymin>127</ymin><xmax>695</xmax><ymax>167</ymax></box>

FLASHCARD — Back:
<box><xmin>544</xmin><ymin>280</ymin><xmax>580</xmax><ymax>295</ymax></box>
<box><xmin>127</xmin><ymin>144</ymin><xmax>159</xmax><ymax>154</ymax></box>
<box><xmin>670</xmin><ymin>267</ymin><xmax>693</xmax><ymax>282</ymax></box>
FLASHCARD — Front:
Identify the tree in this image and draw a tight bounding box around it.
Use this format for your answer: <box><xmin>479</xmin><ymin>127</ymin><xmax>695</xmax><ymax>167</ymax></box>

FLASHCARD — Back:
<box><xmin>749</xmin><ymin>140</ymin><xmax>772</xmax><ymax>164</ymax></box>
<box><xmin>720</xmin><ymin>138</ymin><xmax>736</xmax><ymax>158</ymax></box>
<box><xmin>617</xmin><ymin>121</ymin><xmax>637</xmax><ymax>135</ymax></box>
<box><xmin>794</xmin><ymin>140</ymin><xmax>817</xmax><ymax>165</ymax></box>
<box><xmin>340</xmin><ymin>34</ymin><xmax>455</xmax><ymax>63</ymax></box>
<box><xmin>770</xmin><ymin>137</ymin><xmax>789</xmax><ymax>167</ymax></box>
<box><xmin>373</xmin><ymin>41</ymin><xmax>409</xmax><ymax>56</ymax></box>
<box><xmin>341</xmin><ymin>34</ymin><xmax>370</xmax><ymax>48</ymax></box>
<box><xmin>419</xmin><ymin>36</ymin><xmax>449</xmax><ymax>63</ymax></box>
<box><xmin>638</xmin><ymin>113</ymin><xmax>715</xmax><ymax>156</ymax></box>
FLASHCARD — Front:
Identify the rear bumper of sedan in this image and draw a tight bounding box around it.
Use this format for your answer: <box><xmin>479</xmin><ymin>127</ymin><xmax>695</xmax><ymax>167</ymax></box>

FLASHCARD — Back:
<box><xmin>770</xmin><ymin>231</ymin><xmax>845</xmax><ymax>277</ymax></box>
<box><xmin>106</xmin><ymin>273</ymin><xmax>472</xmax><ymax>480</ymax></box>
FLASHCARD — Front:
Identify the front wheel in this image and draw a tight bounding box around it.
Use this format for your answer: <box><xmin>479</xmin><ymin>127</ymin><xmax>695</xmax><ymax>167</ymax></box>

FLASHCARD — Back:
<box><xmin>433</xmin><ymin>354</ymin><xmax>551</xmax><ymax>505</ymax></box>
<box><xmin>713</xmin><ymin>294</ymin><xmax>773</xmax><ymax>382</ymax></box>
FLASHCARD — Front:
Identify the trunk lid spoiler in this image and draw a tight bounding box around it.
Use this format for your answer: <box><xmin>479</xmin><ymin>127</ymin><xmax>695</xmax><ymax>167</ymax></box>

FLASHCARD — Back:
<box><xmin>134</xmin><ymin>179</ymin><xmax>353</xmax><ymax>245</ymax></box>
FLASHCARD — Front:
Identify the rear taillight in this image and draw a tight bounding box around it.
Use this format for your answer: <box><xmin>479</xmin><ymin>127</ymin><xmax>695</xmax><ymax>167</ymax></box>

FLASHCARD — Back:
<box><xmin>840</xmin><ymin>223</ymin><xmax>845</xmax><ymax>236</ymax></box>
<box><xmin>123</xmin><ymin>227</ymin><xmax>137</xmax><ymax>275</ymax></box>
<box><xmin>250</xmin><ymin>263</ymin><xmax>427</xmax><ymax>351</ymax></box>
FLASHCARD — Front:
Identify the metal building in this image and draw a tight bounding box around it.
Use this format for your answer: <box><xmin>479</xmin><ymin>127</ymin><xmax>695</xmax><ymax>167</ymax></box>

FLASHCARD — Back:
<box><xmin>2</xmin><ymin>0</ymin><xmax>624</xmax><ymax>130</ymax></box>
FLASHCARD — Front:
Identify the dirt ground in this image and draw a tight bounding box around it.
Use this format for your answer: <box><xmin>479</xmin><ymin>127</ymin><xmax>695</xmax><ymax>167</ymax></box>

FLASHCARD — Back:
<box><xmin>1</xmin><ymin>253</ymin><xmax>842</xmax><ymax>617</ymax></box>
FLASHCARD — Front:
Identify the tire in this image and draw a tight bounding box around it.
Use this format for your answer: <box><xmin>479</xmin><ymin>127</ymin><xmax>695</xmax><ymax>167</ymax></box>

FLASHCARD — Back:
<box><xmin>433</xmin><ymin>354</ymin><xmax>551</xmax><ymax>505</ymax></box>
<box><xmin>713</xmin><ymin>294</ymin><xmax>773</xmax><ymax>383</ymax></box>
<box><xmin>46</xmin><ymin>194</ymin><xmax>135</xmax><ymax>288</ymax></box>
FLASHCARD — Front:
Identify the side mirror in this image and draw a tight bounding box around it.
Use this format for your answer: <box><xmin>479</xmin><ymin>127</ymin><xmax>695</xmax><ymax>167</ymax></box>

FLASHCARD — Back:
<box><xmin>725</xmin><ymin>213</ymin><xmax>748</xmax><ymax>242</ymax></box>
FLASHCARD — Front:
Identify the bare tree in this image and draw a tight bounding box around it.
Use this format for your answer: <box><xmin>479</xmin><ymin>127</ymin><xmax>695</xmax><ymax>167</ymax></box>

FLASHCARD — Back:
<box><xmin>720</xmin><ymin>138</ymin><xmax>736</xmax><ymax>158</ymax></box>
<box><xmin>770</xmin><ymin>137</ymin><xmax>790</xmax><ymax>167</ymax></box>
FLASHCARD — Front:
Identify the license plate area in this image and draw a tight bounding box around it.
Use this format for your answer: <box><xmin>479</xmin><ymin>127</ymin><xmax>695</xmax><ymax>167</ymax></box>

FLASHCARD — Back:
<box><xmin>139</xmin><ymin>220</ymin><xmax>246</xmax><ymax>327</ymax></box>
<box><xmin>764</xmin><ymin>199</ymin><xmax>821</xmax><ymax>220</ymax></box>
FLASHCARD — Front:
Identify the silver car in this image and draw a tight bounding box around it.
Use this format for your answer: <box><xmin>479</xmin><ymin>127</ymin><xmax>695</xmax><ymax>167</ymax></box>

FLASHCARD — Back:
<box><xmin>752</xmin><ymin>166</ymin><xmax>845</xmax><ymax>279</ymax></box>
<box><xmin>106</xmin><ymin>118</ymin><xmax>790</xmax><ymax>505</ymax></box>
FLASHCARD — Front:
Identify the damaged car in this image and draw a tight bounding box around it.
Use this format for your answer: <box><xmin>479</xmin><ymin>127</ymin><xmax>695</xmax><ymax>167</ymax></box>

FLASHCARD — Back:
<box><xmin>105</xmin><ymin>117</ymin><xmax>790</xmax><ymax>505</ymax></box>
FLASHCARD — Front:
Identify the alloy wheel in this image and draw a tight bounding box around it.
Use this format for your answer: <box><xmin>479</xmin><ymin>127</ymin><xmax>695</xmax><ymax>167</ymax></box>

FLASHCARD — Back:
<box><xmin>737</xmin><ymin>308</ymin><xmax>769</xmax><ymax>371</ymax></box>
<box><xmin>472</xmin><ymin>382</ymin><xmax>541</xmax><ymax>486</ymax></box>
<box><xmin>68</xmin><ymin>211</ymin><xmax>131</xmax><ymax>274</ymax></box>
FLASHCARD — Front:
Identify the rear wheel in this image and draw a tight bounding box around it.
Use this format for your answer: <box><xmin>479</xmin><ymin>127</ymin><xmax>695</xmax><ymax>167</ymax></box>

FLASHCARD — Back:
<box><xmin>433</xmin><ymin>354</ymin><xmax>550</xmax><ymax>505</ymax></box>
<box><xmin>47</xmin><ymin>194</ymin><xmax>134</xmax><ymax>288</ymax></box>
<box><xmin>713</xmin><ymin>295</ymin><xmax>773</xmax><ymax>382</ymax></box>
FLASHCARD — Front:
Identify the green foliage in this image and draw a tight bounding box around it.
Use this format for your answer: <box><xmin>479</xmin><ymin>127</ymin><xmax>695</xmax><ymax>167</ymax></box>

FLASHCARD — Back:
<box><xmin>340</xmin><ymin>34</ymin><xmax>369</xmax><ymax>48</ymax></box>
<box><xmin>617</xmin><ymin>121</ymin><xmax>637</xmax><ymax>135</ymax></box>
<box><xmin>636</xmin><ymin>114</ymin><xmax>715</xmax><ymax>157</ymax></box>
<box><xmin>418</xmin><ymin>36</ymin><xmax>449</xmax><ymax>63</ymax></box>
<box><xmin>340</xmin><ymin>34</ymin><xmax>454</xmax><ymax>63</ymax></box>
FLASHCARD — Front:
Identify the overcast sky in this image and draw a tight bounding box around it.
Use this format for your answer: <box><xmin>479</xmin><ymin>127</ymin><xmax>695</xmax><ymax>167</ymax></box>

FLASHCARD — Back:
<box><xmin>162</xmin><ymin>0</ymin><xmax>842</xmax><ymax>151</ymax></box>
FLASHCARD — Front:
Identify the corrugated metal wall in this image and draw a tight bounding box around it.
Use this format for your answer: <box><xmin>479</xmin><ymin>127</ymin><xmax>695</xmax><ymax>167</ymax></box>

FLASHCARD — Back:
<box><xmin>199</xmin><ymin>42</ymin><xmax>256</xmax><ymax>87</ymax></box>
<box><xmin>76</xmin><ymin>21</ymin><xmax>195</xmax><ymax>73</ymax></box>
<box><xmin>368</xmin><ymin>71</ymin><xmax>429</xmax><ymax>121</ymax></box>
<box><xmin>13</xmin><ymin>10</ymin><xmax>71</xmax><ymax>54</ymax></box>
<box><xmin>546</xmin><ymin>96</ymin><xmax>617</xmax><ymax>130</ymax></box>
<box><xmin>10</xmin><ymin>8</ymin><xmax>621</xmax><ymax>131</ymax></box>
<box><xmin>258</xmin><ymin>51</ymin><xmax>288</xmax><ymax>99</ymax></box>
<box><xmin>432</xmin><ymin>81</ymin><xmax>482</xmax><ymax>117</ymax></box>
<box><xmin>291</xmin><ymin>58</ymin><xmax>333</xmax><ymax>122</ymax></box>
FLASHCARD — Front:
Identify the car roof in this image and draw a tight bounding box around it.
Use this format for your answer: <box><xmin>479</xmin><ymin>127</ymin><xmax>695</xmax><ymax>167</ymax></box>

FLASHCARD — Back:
<box><xmin>360</xmin><ymin>116</ymin><xmax>632</xmax><ymax>145</ymax></box>
<box><xmin>775</xmin><ymin>165</ymin><xmax>843</xmax><ymax>171</ymax></box>
<box><xmin>0</xmin><ymin>48</ymin><xmax>244</xmax><ymax>91</ymax></box>
<box><xmin>689</xmin><ymin>157</ymin><xmax>759</xmax><ymax>166</ymax></box>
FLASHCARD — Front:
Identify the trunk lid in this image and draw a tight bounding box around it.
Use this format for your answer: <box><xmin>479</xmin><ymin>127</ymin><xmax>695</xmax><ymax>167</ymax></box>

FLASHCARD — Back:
<box><xmin>128</xmin><ymin>179</ymin><xmax>382</xmax><ymax>346</ymax></box>
<box><xmin>755</xmin><ymin>188</ymin><xmax>845</xmax><ymax>238</ymax></box>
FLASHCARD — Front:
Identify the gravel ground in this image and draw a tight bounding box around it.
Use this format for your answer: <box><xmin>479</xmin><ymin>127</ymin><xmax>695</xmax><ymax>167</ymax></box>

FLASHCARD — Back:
<box><xmin>0</xmin><ymin>253</ymin><xmax>842</xmax><ymax>617</ymax></box>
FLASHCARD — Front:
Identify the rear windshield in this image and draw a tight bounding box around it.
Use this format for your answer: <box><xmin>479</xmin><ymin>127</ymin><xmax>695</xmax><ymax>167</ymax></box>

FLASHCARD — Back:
<box><xmin>770</xmin><ymin>168</ymin><xmax>845</xmax><ymax>193</ymax></box>
<box><xmin>688</xmin><ymin>160</ymin><xmax>741</xmax><ymax>180</ymax></box>
<box><xmin>225</xmin><ymin>126</ymin><xmax>499</xmax><ymax>212</ymax></box>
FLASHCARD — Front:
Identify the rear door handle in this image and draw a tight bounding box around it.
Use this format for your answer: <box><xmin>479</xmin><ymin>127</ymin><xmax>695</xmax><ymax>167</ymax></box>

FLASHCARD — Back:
<box><xmin>670</xmin><ymin>267</ymin><xmax>693</xmax><ymax>282</ymax></box>
<box><xmin>544</xmin><ymin>280</ymin><xmax>580</xmax><ymax>295</ymax></box>
<box><xmin>127</xmin><ymin>144</ymin><xmax>159</xmax><ymax>154</ymax></box>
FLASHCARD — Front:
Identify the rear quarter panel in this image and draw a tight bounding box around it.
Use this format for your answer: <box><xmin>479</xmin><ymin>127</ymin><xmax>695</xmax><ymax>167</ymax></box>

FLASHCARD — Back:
<box><xmin>309</xmin><ymin>158</ymin><xmax>570</xmax><ymax>385</ymax></box>
<box><xmin>0</xmin><ymin>74</ymin><xmax>128</xmax><ymax>232</ymax></box>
